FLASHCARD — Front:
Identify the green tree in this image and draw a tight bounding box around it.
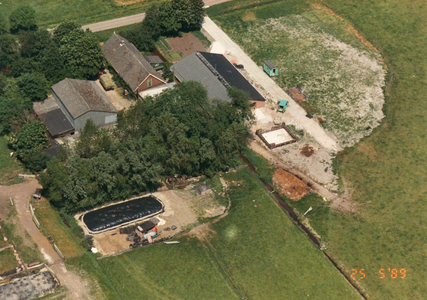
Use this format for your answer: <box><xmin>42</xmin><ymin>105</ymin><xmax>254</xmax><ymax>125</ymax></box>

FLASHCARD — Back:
<box><xmin>9</xmin><ymin>5</ymin><xmax>37</xmax><ymax>34</ymax></box>
<box><xmin>75</xmin><ymin>119</ymin><xmax>113</xmax><ymax>158</ymax></box>
<box><xmin>228</xmin><ymin>87</ymin><xmax>254</xmax><ymax>122</ymax></box>
<box><xmin>0</xmin><ymin>34</ymin><xmax>19</xmax><ymax>70</ymax></box>
<box><xmin>16</xmin><ymin>72</ymin><xmax>48</xmax><ymax>102</ymax></box>
<box><xmin>53</xmin><ymin>21</ymin><xmax>80</xmax><ymax>44</ymax></box>
<box><xmin>39</xmin><ymin>44</ymin><xmax>66</xmax><ymax>83</ymax></box>
<box><xmin>19</xmin><ymin>29</ymin><xmax>51</xmax><ymax>58</ymax></box>
<box><xmin>60</xmin><ymin>28</ymin><xmax>105</xmax><ymax>79</ymax></box>
<box><xmin>10</xmin><ymin>121</ymin><xmax>49</xmax><ymax>159</ymax></box>
<box><xmin>0</xmin><ymin>79</ymin><xmax>32</xmax><ymax>134</ymax></box>
<box><xmin>40</xmin><ymin>158</ymin><xmax>70</xmax><ymax>208</ymax></box>
<box><xmin>187</xmin><ymin>0</ymin><xmax>205</xmax><ymax>30</ymax></box>
<box><xmin>0</xmin><ymin>13</ymin><xmax>7</xmax><ymax>34</ymax></box>
<box><xmin>22</xmin><ymin>147</ymin><xmax>50</xmax><ymax>172</ymax></box>
<box><xmin>11</xmin><ymin>57</ymin><xmax>42</xmax><ymax>77</ymax></box>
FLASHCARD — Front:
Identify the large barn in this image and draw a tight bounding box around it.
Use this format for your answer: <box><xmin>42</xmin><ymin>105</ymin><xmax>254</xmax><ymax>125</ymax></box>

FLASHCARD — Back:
<box><xmin>103</xmin><ymin>33</ymin><xmax>166</xmax><ymax>93</ymax></box>
<box><xmin>50</xmin><ymin>78</ymin><xmax>118</xmax><ymax>133</ymax></box>
<box><xmin>171</xmin><ymin>52</ymin><xmax>265</xmax><ymax>108</ymax></box>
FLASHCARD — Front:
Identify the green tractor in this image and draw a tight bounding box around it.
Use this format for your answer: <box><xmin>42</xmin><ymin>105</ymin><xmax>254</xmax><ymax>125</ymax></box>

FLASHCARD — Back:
<box><xmin>277</xmin><ymin>100</ymin><xmax>288</xmax><ymax>113</ymax></box>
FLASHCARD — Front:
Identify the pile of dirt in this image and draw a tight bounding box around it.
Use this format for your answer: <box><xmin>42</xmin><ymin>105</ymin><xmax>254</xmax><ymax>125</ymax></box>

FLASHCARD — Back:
<box><xmin>301</xmin><ymin>144</ymin><xmax>316</xmax><ymax>157</ymax></box>
<box><xmin>272</xmin><ymin>169</ymin><xmax>311</xmax><ymax>200</ymax></box>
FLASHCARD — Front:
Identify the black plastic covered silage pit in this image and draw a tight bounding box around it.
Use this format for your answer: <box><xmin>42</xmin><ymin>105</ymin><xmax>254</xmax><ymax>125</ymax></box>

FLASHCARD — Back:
<box><xmin>83</xmin><ymin>196</ymin><xmax>163</xmax><ymax>232</ymax></box>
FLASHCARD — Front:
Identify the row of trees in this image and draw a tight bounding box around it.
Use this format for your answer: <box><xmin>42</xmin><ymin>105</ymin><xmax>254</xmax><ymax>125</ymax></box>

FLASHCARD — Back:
<box><xmin>41</xmin><ymin>81</ymin><xmax>254</xmax><ymax>213</ymax></box>
<box><xmin>122</xmin><ymin>0</ymin><xmax>205</xmax><ymax>51</ymax></box>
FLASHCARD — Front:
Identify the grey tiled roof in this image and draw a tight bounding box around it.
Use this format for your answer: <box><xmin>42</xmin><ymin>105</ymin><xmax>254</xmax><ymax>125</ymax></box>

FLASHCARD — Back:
<box><xmin>103</xmin><ymin>33</ymin><xmax>164</xmax><ymax>91</ymax></box>
<box><xmin>51</xmin><ymin>78</ymin><xmax>117</xmax><ymax>119</ymax></box>
<box><xmin>264</xmin><ymin>60</ymin><xmax>276</xmax><ymax>70</ymax></box>
<box><xmin>171</xmin><ymin>53</ymin><xmax>232</xmax><ymax>102</ymax></box>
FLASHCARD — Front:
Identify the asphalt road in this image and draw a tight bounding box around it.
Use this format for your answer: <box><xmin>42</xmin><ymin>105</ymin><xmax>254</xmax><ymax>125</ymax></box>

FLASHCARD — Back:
<box><xmin>82</xmin><ymin>0</ymin><xmax>232</xmax><ymax>32</ymax></box>
<box><xmin>82</xmin><ymin>13</ymin><xmax>146</xmax><ymax>32</ymax></box>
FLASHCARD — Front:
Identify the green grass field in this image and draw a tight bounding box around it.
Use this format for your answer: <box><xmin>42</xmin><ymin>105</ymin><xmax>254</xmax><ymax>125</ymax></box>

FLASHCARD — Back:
<box><xmin>0</xmin><ymin>248</ymin><xmax>19</xmax><ymax>274</ymax></box>
<box><xmin>0</xmin><ymin>0</ymin><xmax>155</xmax><ymax>29</ymax></box>
<box><xmin>32</xmin><ymin>199</ymin><xmax>83</xmax><ymax>259</ymax></box>
<box><xmin>0</xmin><ymin>136</ymin><xmax>24</xmax><ymax>184</ymax></box>
<box><xmin>209</xmin><ymin>0</ymin><xmax>427</xmax><ymax>298</ymax></box>
<box><xmin>68</xmin><ymin>168</ymin><xmax>360</xmax><ymax>299</ymax></box>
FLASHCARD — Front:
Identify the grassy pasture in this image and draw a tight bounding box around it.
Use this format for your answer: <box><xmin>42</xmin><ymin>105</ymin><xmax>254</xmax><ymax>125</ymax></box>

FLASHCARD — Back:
<box><xmin>32</xmin><ymin>198</ymin><xmax>83</xmax><ymax>259</ymax></box>
<box><xmin>209</xmin><ymin>0</ymin><xmax>427</xmax><ymax>298</ymax></box>
<box><xmin>68</xmin><ymin>168</ymin><xmax>360</xmax><ymax>299</ymax></box>
<box><xmin>0</xmin><ymin>248</ymin><xmax>19</xmax><ymax>274</ymax></box>
<box><xmin>0</xmin><ymin>0</ymin><xmax>154</xmax><ymax>29</ymax></box>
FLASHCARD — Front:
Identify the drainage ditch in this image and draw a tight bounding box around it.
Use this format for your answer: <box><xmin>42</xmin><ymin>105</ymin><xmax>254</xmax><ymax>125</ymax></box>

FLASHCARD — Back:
<box><xmin>239</xmin><ymin>153</ymin><xmax>368</xmax><ymax>300</ymax></box>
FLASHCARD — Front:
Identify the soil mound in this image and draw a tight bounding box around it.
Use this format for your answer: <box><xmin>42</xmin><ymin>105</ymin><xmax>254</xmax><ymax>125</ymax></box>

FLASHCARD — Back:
<box><xmin>273</xmin><ymin>169</ymin><xmax>311</xmax><ymax>200</ymax></box>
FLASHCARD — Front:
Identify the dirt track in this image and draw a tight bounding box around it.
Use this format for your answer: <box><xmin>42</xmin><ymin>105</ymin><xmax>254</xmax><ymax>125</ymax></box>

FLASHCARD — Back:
<box><xmin>0</xmin><ymin>180</ymin><xmax>93</xmax><ymax>299</ymax></box>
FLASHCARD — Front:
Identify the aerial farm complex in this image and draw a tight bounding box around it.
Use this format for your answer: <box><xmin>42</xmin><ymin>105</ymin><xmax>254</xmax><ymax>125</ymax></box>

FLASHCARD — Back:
<box><xmin>0</xmin><ymin>0</ymin><xmax>424</xmax><ymax>299</ymax></box>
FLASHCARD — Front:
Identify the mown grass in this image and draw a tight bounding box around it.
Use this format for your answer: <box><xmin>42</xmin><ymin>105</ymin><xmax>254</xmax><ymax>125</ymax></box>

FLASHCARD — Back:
<box><xmin>0</xmin><ymin>231</ymin><xmax>8</xmax><ymax>248</ymax></box>
<box><xmin>0</xmin><ymin>248</ymin><xmax>19</xmax><ymax>274</ymax></box>
<box><xmin>68</xmin><ymin>168</ymin><xmax>360</xmax><ymax>299</ymax></box>
<box><xmin>32</xmin><ymin>199</ymin><xmax>83</xmax><ymax>259</ymax></box>
<box><xmin>0</xmin><ymin>136</ymin><xmax>24</xmax><ymax>184</ymax></box>
<box><xmin>0</xmin><ymin>0</ymin><xmax>155</xmax><ymax>29</ymax></box>
<box><xmin>311</xmin><ymin>0</ymin><xmax>427</xmax><ymax>298</ymax></box>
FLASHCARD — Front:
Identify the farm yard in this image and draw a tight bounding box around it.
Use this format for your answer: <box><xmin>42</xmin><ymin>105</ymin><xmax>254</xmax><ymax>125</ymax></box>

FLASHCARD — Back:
<box><xmin>210</xmin><ymin>4</ymin><xmax>386</xmax><ymax>148</ymax></box>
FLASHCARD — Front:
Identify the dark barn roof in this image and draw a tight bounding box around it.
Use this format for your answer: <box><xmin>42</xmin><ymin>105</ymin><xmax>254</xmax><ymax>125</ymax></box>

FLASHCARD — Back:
<box><xmin>103</xmin><ymin>33</ymin><xmax>165</xmax><ymax>91</ymax></box>
<box><xmin>33</xmin><ymin>97</ymin><xmax>74</xmax><ymax>137</ymax></box>
<box><xmin>264</xmin><ymin>60</ymin><xmax>277</xmax><ymax>69</ymax></box>
<box><xmin>51</xmin><ymin>78</ymin><xmax>117</xmax><ymax>119</ymax></box>
<box><xmin>43</xmin><ymin>140</ymin><xmax>62</xmax><ymax>158</ymax></box>
<box><xmin>171</xmin><ymin>52</ymin><xmax>264</xmax><ymax>102</ymax></box>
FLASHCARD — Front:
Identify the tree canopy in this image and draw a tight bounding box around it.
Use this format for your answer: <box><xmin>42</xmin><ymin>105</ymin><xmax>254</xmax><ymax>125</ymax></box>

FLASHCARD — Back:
<box><xmin>16</xmin><ymin>72</ymin><xmax>49</xmax><ymax>102</ymax></box>
<box><xmin>9</xmin><ymin>5</ymin><xmax>37</xmax><ymax>33</ymax></box>
<box><xmin>42</xmin><ymin>81</ymin><xmax>253</xmax><ymax>213</ymax></box>
<box><xmin>9</xmin><ymin>121</ymin><xmax>48</xmax><ymax>160</ymax></box>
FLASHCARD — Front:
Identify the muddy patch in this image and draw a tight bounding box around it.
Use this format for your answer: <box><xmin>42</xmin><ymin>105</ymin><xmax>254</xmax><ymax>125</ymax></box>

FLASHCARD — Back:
<box><xmin>273</xmin><ymin>169</ymin><xmax>311</xmax><ymax>200</ymax></box>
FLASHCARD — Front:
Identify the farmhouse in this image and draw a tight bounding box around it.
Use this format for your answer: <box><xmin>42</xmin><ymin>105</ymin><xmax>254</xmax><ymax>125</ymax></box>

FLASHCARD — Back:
<box><xmin>171</xmin><ymin>52</ymin><xmax>265</xmax><ymax>108</ymax></box>
<box><xmin>103</xmin><ymin>33</ymin><xmax>166</xmax><ymax>93</ymax></box>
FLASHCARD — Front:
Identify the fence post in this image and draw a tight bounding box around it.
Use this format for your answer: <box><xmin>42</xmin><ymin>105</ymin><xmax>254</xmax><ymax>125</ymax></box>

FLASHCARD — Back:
<box><xmin>29</xmin><ymin>203</ymin><xmax>40</xmax><ymax>228</ymax></box>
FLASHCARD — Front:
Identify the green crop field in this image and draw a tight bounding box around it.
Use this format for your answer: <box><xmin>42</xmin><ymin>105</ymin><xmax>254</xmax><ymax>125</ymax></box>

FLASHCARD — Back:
<box><xmin>208</xmin><ymin>0</ymin><xmax>427</xmax><ymax>298</ymax></box>
<box><xmin>0</xmin><ymin>0</ymin><xmax>155</xmax><ymax>29</ymax></box>
<box><xmin>68</xmin><ymin>168</ymin><xmax>360</xmax><ymax>299</ymax></box>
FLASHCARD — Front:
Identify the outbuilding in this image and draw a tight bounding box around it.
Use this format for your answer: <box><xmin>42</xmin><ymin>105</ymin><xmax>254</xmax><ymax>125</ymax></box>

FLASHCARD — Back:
<box><xmin>51</xmin><ymin>78</ymin><xmax>118</xmax><ymax>132</ymax></box>
<box><xmin>264</xmin><ymin>60</ymin><xmax>279</xmax><ymax>77</ymax></box>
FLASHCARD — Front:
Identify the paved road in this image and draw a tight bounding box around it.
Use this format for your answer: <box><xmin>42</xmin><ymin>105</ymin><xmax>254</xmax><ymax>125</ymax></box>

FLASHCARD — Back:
<box><xmin>201</xmin><ymin>16</ymin><xmax>339</xmax><ymax>151</ymax></box>
<box><xmin>82</xmin><ymin>13</ymin><xmax>146</xmax><ymax>32</ymax></box>
<box><xmin>82</xmin><ymin>0</ymin><xmax>231</xmax><ymax>32</ymax></box>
